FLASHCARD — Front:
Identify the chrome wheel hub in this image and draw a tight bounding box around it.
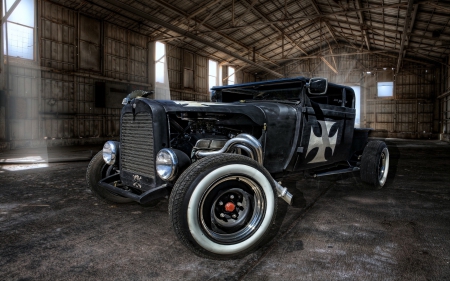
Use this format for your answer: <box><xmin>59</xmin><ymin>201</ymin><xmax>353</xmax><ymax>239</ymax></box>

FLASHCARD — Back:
<box><xmin>211</xmin><ymin>188</ymin><xmax>252</xmax><ymax>231</ymax></box>
<box><xmin>378</xmin><ymin>147</ymin><xmax>390</xmax><ymax>186</ymax></box>
<box><xmin>199</xmin><ymin>175</ymin><xmax>266</xmax><ymax>244</ymax></box>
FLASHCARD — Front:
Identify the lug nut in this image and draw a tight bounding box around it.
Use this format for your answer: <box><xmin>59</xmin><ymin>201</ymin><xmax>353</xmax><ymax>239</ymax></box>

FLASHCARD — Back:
<box><xmin>230</xmin><ymin>195</ymin><xmax>234</xmax><ymax>199</ymax></box>
<box><xmin>218</xmin><ymin>201</ymin><xmax>223</xmax><ymax>206</ymax></box>
<box><xmin>237</xmin><ymin>202</ymin><xmax>242</xmax><ymax>207</ymax></box>
<box><xmin>220</xmin><ymin>213</ymin><xmax>225</xmax><ymax>218</ymax></box>
<box><xmin>232</xmin><ymin>214</ymin><xmax>237</xmax><ymax>219</ymax></box>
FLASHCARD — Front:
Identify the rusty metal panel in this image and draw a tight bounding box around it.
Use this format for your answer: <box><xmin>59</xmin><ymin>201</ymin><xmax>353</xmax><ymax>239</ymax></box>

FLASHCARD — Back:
<box><xmin>75</xmin><ymin>76</ymin><xmax>121</xmax><ymax>138</ymax></box>
<box><xmin>7</xmin><ymin>66</ymin><xmax>42</xmax><ymax>141</ymax></box>
<box><xmin>104</xmin><ymin>23</ymin><xmax>128</xmax><ymax>81</ymax></box>
<box><xmin>195</xmin><ymin>55</ymin><xmax>207</xmax><ymax>94</ymax></box>
<box><xmin>79</xmin><ymin>14</ymin><xmax>100</xmax><ymax>44</ymax></box>
<box><xmin>103</xmin><ymin>23</ymin><xmax>148</xmax><ymax>83</ymax></box>
<box><xmin>79</xmin><ymin>14</ymin><xmax>101</xmax><ymax>71</ymax></box>
<box><xmin>167</xmin><ymin>44</ymin><xmax>182</xmax><ymax>89</ymax></box>
<box><xmin>128</xmin><ymin>31</ymin><xmax>148</xmax><ymax>83</ymax></box>
<box><xmin>39</xmin><ymin>73</ymin><xmax>76</xmax><ymax>139</ymax></box>
<box><xmin>183</xmin><ymin>51</ymin><xmax>194</xmax><ymax>69</ymax></box>
<box><xmin>41</xmin><ymin>1</ymin><xmax>76</xmax><ymax>71</ymax></box>
<box><xmin>235</xmin><ymin>71</ymin><xmax>243</xmax><ymax>84</ymax></box>
<box><xmin>183</xmin><ymin>69</ymin><xmax>194</xmax><ymax>89</ymax></box>
<box><xmin>79</xmin><ymin>41</ymin><xmax>101</xmax><ymax>72</ymax></box>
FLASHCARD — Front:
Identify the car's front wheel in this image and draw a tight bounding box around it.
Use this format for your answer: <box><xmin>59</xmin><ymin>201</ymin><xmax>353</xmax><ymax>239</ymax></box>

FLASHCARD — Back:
<box><xmin>169</xmin><ymin>154</ymin><xmax>278</xmax><ymax>259</ymax></box>
<box><xmin>86</xmin><ymin>150</ymin><xmax>133</xmax><ymax>203</ymax></box>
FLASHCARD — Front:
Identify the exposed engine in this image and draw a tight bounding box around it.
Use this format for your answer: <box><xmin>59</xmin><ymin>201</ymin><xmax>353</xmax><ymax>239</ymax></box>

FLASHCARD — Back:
<box><xmin>167</xmin><ymin>112</ymin><xmax>262</xmax><ymax>161</ymax></box>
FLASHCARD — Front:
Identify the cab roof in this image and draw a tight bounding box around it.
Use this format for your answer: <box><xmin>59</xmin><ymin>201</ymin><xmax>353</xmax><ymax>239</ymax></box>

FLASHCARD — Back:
<box><xmin>211</xmin><ymin>77</ymin><xmax>351</xmax><ymax>92</ymax></box>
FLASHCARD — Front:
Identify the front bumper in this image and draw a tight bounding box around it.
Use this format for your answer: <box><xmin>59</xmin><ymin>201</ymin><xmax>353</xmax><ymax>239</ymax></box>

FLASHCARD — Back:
<box><xmin>99</xmin><ymin>174</ymin><xmax>168</xmax><ymax>204</ymax></box>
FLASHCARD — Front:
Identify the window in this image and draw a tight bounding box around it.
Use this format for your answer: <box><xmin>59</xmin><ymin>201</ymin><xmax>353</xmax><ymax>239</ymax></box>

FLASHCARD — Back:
<box><xmin>3</xmin><ymin>0</ymin><xmax>35</xmax><ymax>60</ymax></box>
<box><xmin>377</xmin><ymin>81</ymin><xmax>394</xmax><ymax>97</ymax></box>
<box><xmin>350</xmin><ymin>86</ymin><xmax>361</xmax><ymax>128</ymax></box>
<box><xmin>228</xmin><ymin>66</ymin><xmax>235</xmax><ymax>85</ymax></box>
<box><xmin>208</xmin><ymin>60</ymin><xmax>218</xmax><ymax>91</ymax></box>
<box><xmin>155</xmin><ymin>41</ymin><xmax>166</xmax><ymax>84</ymax></box>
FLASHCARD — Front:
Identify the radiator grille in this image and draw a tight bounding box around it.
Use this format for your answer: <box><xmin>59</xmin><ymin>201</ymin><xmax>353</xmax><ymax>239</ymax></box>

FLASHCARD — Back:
<box><xmin>121</xmin><ymin>112</ymin><xmax>155</xmax><ymax>178</ymax></box>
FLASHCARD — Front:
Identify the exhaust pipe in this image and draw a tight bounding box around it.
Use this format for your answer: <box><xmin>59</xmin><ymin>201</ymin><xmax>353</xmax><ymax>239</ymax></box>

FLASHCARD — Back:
<box><xmin>195</xmin><ymin>133</ymin><xmax>264</xmax><ymax>164</ymax></box>
<box><xmin>274</xmin><ymin>181</ymin><xmax>293</xmax><ymax>205</ymax></box>
<box><xmin>195</xmin><ymin>134</ymin><xmax>293</xmax><ymax>205</ymax></box>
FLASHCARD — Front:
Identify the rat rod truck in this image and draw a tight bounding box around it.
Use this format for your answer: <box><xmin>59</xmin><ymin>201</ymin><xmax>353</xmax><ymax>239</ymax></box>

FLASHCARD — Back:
<box><xmin>86</xmin><ymin>77</ymin><xmax>389</xmax><ymax>259</ymax></box>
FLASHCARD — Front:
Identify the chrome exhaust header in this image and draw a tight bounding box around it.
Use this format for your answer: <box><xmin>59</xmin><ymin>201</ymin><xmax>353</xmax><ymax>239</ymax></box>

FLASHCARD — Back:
<box><xmin>195</xmin><ymin>133</ymin><xmax>293</xmax><ymax>205</ymax></box>
<box><xmin>195</xmin><ymin>133</ymin><xmax>264</xmax><ymax>164</ymax></box>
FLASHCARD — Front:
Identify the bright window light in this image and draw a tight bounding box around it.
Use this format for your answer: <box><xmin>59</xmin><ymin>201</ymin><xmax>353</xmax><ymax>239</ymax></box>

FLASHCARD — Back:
<box><xmin>377</xmin><ymin>81</ymin><xmax>394</xmax><ymax>97</ymax></box>
<box><xmin>3</xmin><ymin>0</ymin><xmax>35</xmax><ymax>60</ymax></box>
<box><xmin>228</xmin><ymin>66</ymin><xmax>235</xmax><ymax>85</ymax></box>
<box><xmin>1</xmin><ymin>163</ymin><xmax>48</xmax><ymax>171</ymax></box>
<box><xmin>350</xmin><ymin>86</ymin><xmax>361</xmax><ymax>128</ymax></box>
<box><xmin>155</xmin><ymin>41</ymin><xmax>166</xmax><ymax>84</ymax></box>
<box><xmin>208</xmin><ymin>60</ymin><xmax>218</xmax><ymax>91</ymax></box>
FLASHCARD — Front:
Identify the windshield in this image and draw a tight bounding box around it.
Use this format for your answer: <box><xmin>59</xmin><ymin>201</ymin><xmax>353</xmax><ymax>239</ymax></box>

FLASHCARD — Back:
<box><xmin>253</xmin><ymin>88</ymin><xmax>302</xmax><ymax>100</ymax></box>
<box><xmin>216</xmin><ymin>86</ymin><xmax>303</xmax><ymax>102</ymax></box>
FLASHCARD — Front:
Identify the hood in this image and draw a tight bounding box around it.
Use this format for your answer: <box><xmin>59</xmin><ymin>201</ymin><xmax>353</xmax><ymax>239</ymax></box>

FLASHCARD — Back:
<box><xmin>154</xmin><ymin>100</ymin><xmax>268</xmax><ymax>125</ymax></box>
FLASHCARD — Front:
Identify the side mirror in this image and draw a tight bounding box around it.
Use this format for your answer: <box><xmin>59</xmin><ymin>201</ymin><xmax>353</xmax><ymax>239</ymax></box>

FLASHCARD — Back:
<box><xmin>308</xmin><ymin>77</ymin><xmax>328</xmax><ymax>95</ymax></box>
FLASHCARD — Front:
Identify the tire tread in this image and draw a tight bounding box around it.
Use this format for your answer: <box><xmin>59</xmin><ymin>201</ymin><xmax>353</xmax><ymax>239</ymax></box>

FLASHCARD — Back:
<box><xmin>86</xmin><ymin>151</ymin><xmax>133</xmax><ymax>204</ymax></box>
<box><xmin>360</xmin><ymin>140</ymin><xmax>387</xmax><ymax>187</ymax></box>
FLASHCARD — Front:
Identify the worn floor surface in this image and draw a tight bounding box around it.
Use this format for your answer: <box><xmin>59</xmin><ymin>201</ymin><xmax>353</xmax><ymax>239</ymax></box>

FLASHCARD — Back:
<box><xmin>0</xmin><ymin>139</ymin><xmax>449</xmax><ymax>280</ymax></box>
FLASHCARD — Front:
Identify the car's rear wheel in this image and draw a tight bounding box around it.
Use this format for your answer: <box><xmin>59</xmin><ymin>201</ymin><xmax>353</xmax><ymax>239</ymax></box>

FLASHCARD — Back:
<box><xmin>169</xmin><ymin>154</ymin><xmax>278</xmax><ymax>259</ymax></box>
<box><xmin>360</xmin><ymin>141</ymin><xmax>390</xmax><ymax>188</ymax></box>
<box><xmin>86</xmin><ymin>150</ymin><xmax>133</xmax><ymax>203</ymax></box>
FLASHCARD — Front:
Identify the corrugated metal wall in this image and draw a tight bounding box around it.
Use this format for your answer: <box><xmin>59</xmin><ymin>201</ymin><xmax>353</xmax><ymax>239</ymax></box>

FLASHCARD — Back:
<box><xmin>366</xmin><ymin>69</ymin><xmax>436</xmax><ymax>137</ymax></box>
<box><xmin>2</xmin><ymin>0</ymin><xmax>151</xmax><ymax>147</ymax></box>
<box><xmin>0</xmin><ymin>1</ymin><xmax>447</xmax><ymax>147</ymax></box>
<box><xmin>442</xmin><ymin>56</ymin><xmax>450</xmax><ymax>140</ymax></box>
<box><xmin>166</xmin><ymin>43</ymin><xmax>211</xmax><ymax>101</ymax></box>
<box><xmin>165</xmin><ymin>44</ymin><xmax>256</xmax><ymax>101</ymax></box>
<box><xmin>268</xmin><ymin>48</ymin><xmax>442</xmax><ymax>138</ymax></box>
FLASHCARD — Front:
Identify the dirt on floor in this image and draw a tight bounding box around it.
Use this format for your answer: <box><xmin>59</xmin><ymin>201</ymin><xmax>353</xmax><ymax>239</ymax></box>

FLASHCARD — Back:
<box><xmin>0</xmin><ymin>139</ymin><xmax>449</xmax><ymax>280</ymax></box>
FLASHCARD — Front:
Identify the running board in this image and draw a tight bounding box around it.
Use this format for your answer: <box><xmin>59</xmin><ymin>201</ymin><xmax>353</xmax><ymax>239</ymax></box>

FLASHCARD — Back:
<box><xmin>313</xmin><ymin>167</ymin><xmax>360</xmax><ymax>178</ymax></box>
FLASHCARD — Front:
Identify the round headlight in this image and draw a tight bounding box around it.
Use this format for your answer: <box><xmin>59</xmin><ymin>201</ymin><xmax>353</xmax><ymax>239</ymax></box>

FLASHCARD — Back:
<box><xmin>156</xmin><ymin>148</ymin><xmax>178</xmax><ymax>181</ymax></box>
<box><xmin>103</xmin><ymin>141</ymin><xmax>118</xmax><ymax>165</ymax></box>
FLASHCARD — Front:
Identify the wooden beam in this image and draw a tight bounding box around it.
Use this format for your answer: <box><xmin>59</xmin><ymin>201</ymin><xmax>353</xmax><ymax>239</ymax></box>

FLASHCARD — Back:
<box><xmin>255</xmin><ymin>50</ymin><xmax>392</xmax><ymax>62</ymax></box>
<box><xmin>320</xmin><ymin>57</ymin><xmax>338</xmax><ymax>74</ymax></box>
<box><xmin>101</xmin><ymin>0</ymin><xmax>284</xmax><ymax>78</ymax></box>
<box><xmin>150</xmin><ymin>0</ymin><xmax>281</xmax><ymax>68</ymax></box>
<box><xmin>425</xmin><ymin>1</ymin><xmax>450</xmax><ymax>13</ymax></box>
<box><xmin>355</xmin><ymin>0</ymin><xmax>371</xmax><ymax>50</ymax></box>
<box><xmin>241</xmin><ymin>0</ymin><xmax>309</xmax><ymax>55</ymax></box>
<box><xmin>408</xmin><ymin>32</ymin><xmax>450</xmax><ymax>42</ymax></box>
<box><xmin>396</xmin><ymin>0</ymin><xmax>416</xmax><ymax>74</ymax></box>
<box><xmin>309</xmin><ymin>0</ymin><xmax>339</xmax><ymax>45</ymax></box>
<box><xmin>1</xmin><ymin>0</ymin><xmax>21</xmax><ymax>23</ymax></box>
<box><xmin>233</xmin><ymin>0</ymin><xmax>258</xmax><ymax>27</ymax></box>
<box><xmin>187</xmin><ymin>0</ymin><xmax>224</xmax><ymax>20</ymax></box>
<box><xmin>194</xmin><ymin>1</ymin><xmax>224</xmax><ymax>31</ymax></box>
<box><xmin>401</xmin><ymin>4</ymin><xmax>419</xmax><ymax>56</ymax></box>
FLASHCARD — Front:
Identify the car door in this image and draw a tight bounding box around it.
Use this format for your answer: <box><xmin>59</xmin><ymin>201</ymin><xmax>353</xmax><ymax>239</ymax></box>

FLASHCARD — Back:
<box><xmin>294</xmin><ymin>90</ymin><xmax>356</xmax><ymax>171</ymax></box>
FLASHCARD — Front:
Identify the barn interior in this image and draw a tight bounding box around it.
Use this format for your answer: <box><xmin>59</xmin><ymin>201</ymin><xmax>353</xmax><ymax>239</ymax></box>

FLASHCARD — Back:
<box><xmin>1</xmin><ymin>0</ymin><xmax>450</xmax><ymax>280</ymax></box>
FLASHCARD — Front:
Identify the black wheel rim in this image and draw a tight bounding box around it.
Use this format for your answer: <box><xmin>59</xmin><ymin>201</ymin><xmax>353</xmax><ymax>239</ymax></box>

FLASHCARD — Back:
<box><xmin>199</xmin><ymin>175</ymin><xmax>266</xmax><ymax>244</ymax></box>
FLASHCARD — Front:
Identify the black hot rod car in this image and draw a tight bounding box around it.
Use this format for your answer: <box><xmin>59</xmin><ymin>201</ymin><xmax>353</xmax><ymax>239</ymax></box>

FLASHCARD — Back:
<box><xmin>86</xmin><ymin>77</ymin><xmax>389</xmax><ymax>259</ymax></box>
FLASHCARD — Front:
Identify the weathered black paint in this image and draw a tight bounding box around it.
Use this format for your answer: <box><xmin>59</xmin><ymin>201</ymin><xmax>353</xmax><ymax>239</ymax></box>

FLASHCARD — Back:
<box><xmin>99</xmin><ymin>77</ymin><xmax>368</xmax><ymax>204</ymax></box>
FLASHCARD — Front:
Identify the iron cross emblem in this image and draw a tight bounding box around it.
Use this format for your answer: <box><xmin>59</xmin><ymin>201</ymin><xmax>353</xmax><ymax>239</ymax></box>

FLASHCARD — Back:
<box><xmin>306</xmin><ymin>121</ymin><xmax>339</xmax><ymax>163</ymax></box>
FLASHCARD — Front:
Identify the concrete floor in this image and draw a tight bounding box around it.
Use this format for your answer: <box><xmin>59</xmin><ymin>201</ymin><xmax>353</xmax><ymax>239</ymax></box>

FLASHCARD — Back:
<box><xmin>1</xmin><ymin>139</ymin><xmax>449</xmax><ymax>280</ymax></box>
